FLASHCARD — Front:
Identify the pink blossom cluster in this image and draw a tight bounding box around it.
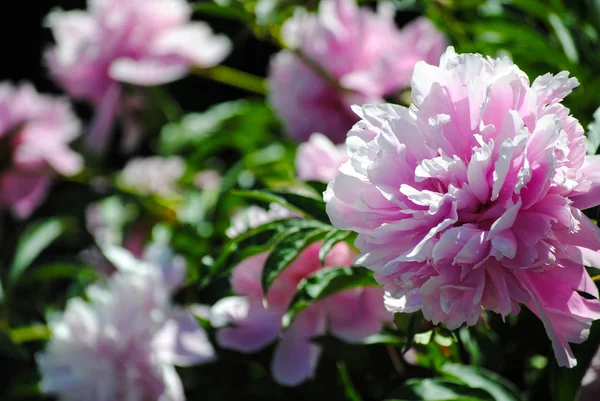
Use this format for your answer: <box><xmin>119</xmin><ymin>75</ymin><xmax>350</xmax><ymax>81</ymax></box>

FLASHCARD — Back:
<box><xmin>269</xmin><ymin>0</ymin><xmax>446</xmax><ymax>143</ymax></box>
<box><xmin>211</xmin><ymin>205</ymin><xmax>389</xmax><ymax>385</ymax></box>
<box><xmin>45</xmin><ymin>0</ymin><xmax>231</xmax><ymax>151</ymax></box>
<box><xmin>37</xmin><ymin>247</ymin><xmax>215</xmax><ymax>401</ymax></box>
<box><xmin>0</xmin><ymin>82</ymin><xmax>82</xmax><ymax>218</ymax></box>
<box><xmin>325</xmin><ymin>47</ymin><xmax>600</xmax><ymax>367</ymax></box>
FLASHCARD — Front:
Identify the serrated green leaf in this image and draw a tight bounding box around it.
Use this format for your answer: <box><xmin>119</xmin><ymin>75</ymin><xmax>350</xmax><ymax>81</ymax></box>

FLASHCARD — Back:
<box><xmin>319</xmin><ymin>229</ymin><xmax>355</xmax><ymax>265</ymax></box>
<box><xmin>9</xmin><ymin>218</ymin><xmax>71</xmax><ymax>286</ymax></box>
<box><xmin>387</xmin><ymin>378</ymin><xmax>495</xmax><ymax>401</ymax></box>
<box><xmin>262</xmin><ymin>225</ymin><xmax>330</xmax><ymax>292</ymax></box>
<box><xmin>232</xmin><ymin>189</ymin><xmax>329</xmax><ymax>223</ymax></box>
<box><xmin>283</xmin><ymin>266</ymin><xmax>377</xmax><ymax>327</ymax></box>
<box><xmin>440</xmin><ymin>364</ymin><xmax>523</xmax><ymax>401</ymax></box>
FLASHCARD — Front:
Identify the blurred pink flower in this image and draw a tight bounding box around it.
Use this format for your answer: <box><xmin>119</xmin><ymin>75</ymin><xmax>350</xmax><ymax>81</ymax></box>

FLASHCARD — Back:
<box><xmin>45</xmin><ymin>0</ymin><xmax>231</xmax><ymax>152</ymax></box>
<box><xmin>268</xmin><ymin>0</ymin><xmax>446</xmax><ymax>143</ymax></box>
<box><xmin>0</xmin><ymin>83</ymin><xmax>82</xmax><ymax>218</ymax></box>
<box><xmin>37</xmin><ymin>247</ymin><xmax>214</xmax><ymax>401</ymax></box>
<box><xmin>325</xmin><ymin>47</ymin><xmax>600</xmax><ymax>368</ymax></box>
<box><xmin>212</xmin><ymin>205</ymin><xmax>389</xmax><ymax>386</ymax></box>
<box><xmin>579</xmin><ymin>346</ymin><xmax>600</xmax><ymax>401</ymax></box>
<box><xmin>296</xmin><ymin>133</ymin><xmax>347</xmax><ymax>183</ymax></box>
<box><xmin>193</xmin><ymin>170</ymin><xmax>222</xmax><ymax>190</ymax></box>
<box><xmin>120</xmin><ymin>156</ymin><xmax>185</xmax><ymax>196</ymax></box>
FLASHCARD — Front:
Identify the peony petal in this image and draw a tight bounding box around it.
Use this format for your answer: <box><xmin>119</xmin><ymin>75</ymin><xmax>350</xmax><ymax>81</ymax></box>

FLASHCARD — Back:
<box><xmin>154</xmin><ymin>308</ymin><xmax>216</xmax><ymax>366</ymax></box>
<box><xmin>271</xmin><ymin>306</ymin><xmax>326</xmax><ymax>386</ymax></box>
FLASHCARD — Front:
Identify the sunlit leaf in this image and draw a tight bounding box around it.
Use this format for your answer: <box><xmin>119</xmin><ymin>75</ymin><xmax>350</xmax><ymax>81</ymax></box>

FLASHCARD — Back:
<box><xmin>9</xmin><ymin>218</ymin><xmax>72</xmax><ymax>287</ymax></box>
<box><xmin>283</xmin><ymin>266</ymin><xmax>377</xmax><ymax>327</ymax></box>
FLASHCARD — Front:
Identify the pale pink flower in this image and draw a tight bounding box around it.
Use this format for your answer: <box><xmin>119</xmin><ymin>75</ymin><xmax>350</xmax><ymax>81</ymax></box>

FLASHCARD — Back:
<box><xmin>296</xmin><ymin>133</ymin><xmax>348</xmax><ymax>183</ymax></box>
<box><xmin>212</xmin><ymin>205</ymin><xmax>389</xmax><ymax>386</ymax></box>
<box><xmin>0</xmin><ymin>82</ymin><xmax>82</xmax><ymax>218</ymax></box>
<box><xmin>37</xmin><ymin>247</ymin><xmax>214</xmax><ymax>401</ymax></box>
<box><xmin>45</xmin><ymin>0</ymin><xmax>231</xmax><ymax>151</ymax></box>
<box><xmin>325</xmin><ymin>47</ymin><xmax>600</xmax><ymax>368</ymax></box>
<box><xmin>268</xmin><ymin>0</ymin><xmax>446</xmax><ymax>143</ymax></box>
<box><xmin>120</xmin><ymin>156</ymin><xmax>185</xmax><ymax>196</ymax></box>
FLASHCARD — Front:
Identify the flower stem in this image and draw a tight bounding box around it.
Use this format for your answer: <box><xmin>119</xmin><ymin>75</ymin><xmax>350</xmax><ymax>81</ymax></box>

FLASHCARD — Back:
<box><xmin>194</xmin><ymin>65</ymin><xmax>268</xmax><ymax>95</ymax></box>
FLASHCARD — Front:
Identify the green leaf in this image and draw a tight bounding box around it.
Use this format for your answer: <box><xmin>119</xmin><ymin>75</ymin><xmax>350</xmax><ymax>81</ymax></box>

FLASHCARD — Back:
<box><xmin>394</xmin><ymin>311</ymin><xmax>431</xmax><ymax>353</ymax></box>
<box><xmin>319</xmin><ymin>229</ymin><xmax>356</xmax><ymax>265</ymax></box>
<box><xmin>232</xmin><ymin>189</ymin><xmax>329</xmax><ymax>223</ymax></box>
<box><xmin>361</xmin><ymin>332</ymin><xmax>406</xmax><ymax>347</ymax></box>
<box><xmin>20</xmin><ymin>263</ymin><xmax>98</xmax><ymax>284</ymax></box>
<box><xmin>254</xmin><ymin>0</ymin><xmax>279</xmax><ymax>25</ymax></box>
<box><xmin>283</xmin><ymin>266</ymin><xmax>377</xmax><ymax>327</ymax></box>
<box><xmin>387</xmin><ymin>378</ymin><xmax>495</xmax><ymax>401</ymax></box>
<box><xmin>548</xmin><ymin>319</ymin><xmax>600</xmax><ymax>401</ymax></box>
<box><xmin>9</xmin><ymin>218</ymin><xmax>71</xmax><ymax>286</ymax></box>
<box><xmin>337</xmin><ymin>361</ymin><xmax>364</xmax><ymax>401</ymax></box>
<box><xmin>586</xmin><ymin>106</ymin><xmax>600</xmax><ymax>155</ymax></box>
<box><xmin>193</xmin><ymin>1</ymin><xmax>249</xmax><ymax>21</ymax></box>
<box><xmin>159</xmin><ymin>100</ymin><xmax>274</xmax><ymax>156</ymax></box>
<box><xmin>440</xmin><ymin>364</ymin><xmax>523</xmax><ymax>401</ymax></box>
<box><xmin>262</xmin><ymin>225</ymin><xmax>330</xmax><ymax>292</ymax></box>
<box><xmin>211</xmin><ymin>218</ymin><xmax>325</xmax><ymax>277</ymax></box>
<box><xmin>548</xmin><ymin>13</ymin><xmax>579</xmax><ymax>62</ymax></box>
<box><xmin>10</xmin><ymin>324</ymin><xmax>51</xmax><ymax>344</ymax></box>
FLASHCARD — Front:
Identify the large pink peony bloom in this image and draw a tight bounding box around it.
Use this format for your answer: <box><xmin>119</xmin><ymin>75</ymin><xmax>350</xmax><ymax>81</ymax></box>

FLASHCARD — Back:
<box><xmin>325</xmin><ymin>47</ymin><xmax>600</xmax><ymax>368</ymax></box>
<box><xmin>212</xmin><ymin>205</ymin><xmax>389</xmax><ymax>386</ymax></box>
<box><xmin>37</xmin><ymin>247</ymin><xmax>215</xmax><ymax>401</ymax></box>
<box><xmin>296</xmin><ymin>133</ymin><xmax>348</xmax><ymax>183</ymax></box>
<box><xmin>268</xmin><ymin>0</ymin><xmax>446</xmax><ymax>143</ymax></box>
<box><xmin>0</xmin><ymin>83</ymin><xmax>82</xmax><ymax>218</ymax></box>
<box><xmin>45</xmin><ymin>0</ymin><xmax>231</xmax><ymax>151</ymax></box>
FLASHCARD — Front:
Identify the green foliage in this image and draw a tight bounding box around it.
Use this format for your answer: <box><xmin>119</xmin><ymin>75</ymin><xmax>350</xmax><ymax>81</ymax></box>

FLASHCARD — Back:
<box><xmin>8</xmin><ymin>218</ymin><xmax>73</xmax><ymax>287</ymax></box>
<box><xmin>283</xmin><ymin>266</ymin><xmax>377</xmax><ymax>327</ymax></box>
<box><xmin>388</xmin><ymin>378</ymin><xmax>495</xmax><ymax>401</ymax></box>
<box><xmin>6</xmin><ymin>1</ymin><xmax>600</xmax><ymax>400</ymax></box>
<box><xmin>261</xmin><ymin>222</ymin><xmax>330</xmax><ymax>291</ymax></box>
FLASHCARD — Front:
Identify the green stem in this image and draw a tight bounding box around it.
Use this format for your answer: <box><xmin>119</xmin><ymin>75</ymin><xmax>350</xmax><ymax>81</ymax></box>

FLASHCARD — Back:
<box><xmin>194</xmin><ymin>65</ymin><xmax>268</xmax><ymax>95</ymax></box>
<box><xmin>11</xmin><ymin>324</ymin><xmax>51</xmax><ymax>344</ymax></box>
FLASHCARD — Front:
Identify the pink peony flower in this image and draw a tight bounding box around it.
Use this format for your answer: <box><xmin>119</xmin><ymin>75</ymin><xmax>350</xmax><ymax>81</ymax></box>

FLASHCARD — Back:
<box><xmin>212</xmin><ymin>205</ymin><xmax>389</xmax><ymax>386</ymax></box>
<box><xmin>0</xmin><ymin>82</ymin><xmax>82</xmax><ymax>218</ymax></box>
<box><xmin>324</xmin><ymin>47</ymin><xmax>600</xmax><ymax>368</ymax></box>
<box><xmin>37</xmin><ymin>247</ymin><xmax>214</xmax><ymax>401</ymax></box>
<box><xmin>268</xmin><ymin>0</ymin><xmax>446</xmax><ymax>143</ymax></box>
<box><xmin>45</xmin><ymin>0</ymin><xmax>231</xmax><ymax>152</ymax></box>
<box><xmin>296</xmin><ymin>133</ymin><xmax>348</xmax><ymax>183</ymax></box>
